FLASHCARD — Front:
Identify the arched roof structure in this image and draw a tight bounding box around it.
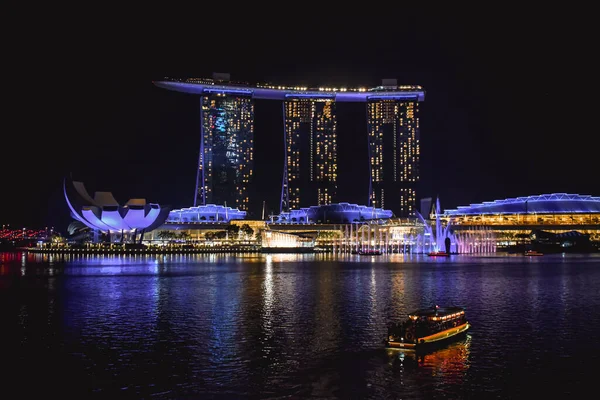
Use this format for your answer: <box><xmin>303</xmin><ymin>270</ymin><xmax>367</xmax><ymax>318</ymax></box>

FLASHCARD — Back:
<box><xmin>444</xmin><ymin>194</ymin><xmax>600</xmax><ymax>216</ymax></box>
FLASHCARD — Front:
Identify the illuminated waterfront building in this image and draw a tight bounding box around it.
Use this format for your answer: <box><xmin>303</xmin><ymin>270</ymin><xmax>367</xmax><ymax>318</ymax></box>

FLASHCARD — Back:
<box><xmin>441</xmin><ymin>193</ymin><xmax>600</xmax><ymax>245</ymax></box>
<box><xmin>63</xmin><ymin>179</ymin><xmax>170</xmax><ymax>243</ymax></box>
<box><xmin>196</xmin><ymin>93</ymin><xmax>254</xmax><ymax>211</ymax></box>
<box><xmin>367</xmin><ymin>79</ymin><xmax>420</xmax><ymax>217</ymax></box>
<box><xmin>166</xmin><ymin>204</ymin><xmax>247</xmax><ymax>223</ymax></box>
<box><xmin>271</xmin><ymin>202</ymin><xmax>392</xmax><ymax>224</ymax></box>
<box><xmin>154</xmin><ymin>75</ymin><xmax>425</xmax><ymax>215</ymax></box>
<box><xmin>261</xmin><ymin>230</ymin><xmax>316</xmax><ymax>251</ymax></box>
<box><xmin>281</xmin><ymin>97</ymin><xmax>337</xmax><ymax>211</ymax></box>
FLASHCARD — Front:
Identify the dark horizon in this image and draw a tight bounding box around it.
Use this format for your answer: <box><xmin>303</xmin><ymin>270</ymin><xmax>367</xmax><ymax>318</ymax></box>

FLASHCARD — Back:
<box><xmin>4</xmin><ymin>10</ymin><xmax>598</xmax><ymax>231</ymax></box>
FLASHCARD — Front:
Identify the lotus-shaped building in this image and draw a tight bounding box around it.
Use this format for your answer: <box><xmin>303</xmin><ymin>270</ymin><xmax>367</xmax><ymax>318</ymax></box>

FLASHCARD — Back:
<box><xmin>64</xmin><ymin>179</ymin><xmax>170</xmax><ymax>241</ymax></box>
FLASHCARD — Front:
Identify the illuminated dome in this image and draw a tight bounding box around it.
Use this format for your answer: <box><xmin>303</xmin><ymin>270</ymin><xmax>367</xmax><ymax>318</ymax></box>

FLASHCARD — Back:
<box><xmin>64</xmin><ymin>179</ymin><xmax>170</xmax><ymax>233</ymax></box>
<box><xmin>166</xmin><ymin>204</ymin><xmax>247</xmax><ymax>223</ymax></box>
<box><xmin>444</xmin><ymin>193</ymin><xmax>600</xmax><ymax>216</ymax></box>
<box><xmin>272</xmin><ymin>202</ymin><xmax>393</xmax><ymax>224</ymax></box>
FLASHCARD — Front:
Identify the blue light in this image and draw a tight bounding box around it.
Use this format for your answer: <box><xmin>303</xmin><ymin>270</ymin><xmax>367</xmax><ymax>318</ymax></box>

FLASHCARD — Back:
<box><xmin>154</xmin><ymin>81</ymin><xmax>426</xmax><ymax>102</ymax></box>
<box><xmin>444</xmin><ymin>193</ymin><xmax>600</xmax><ymax>215</ymax></box>
<box><xmin>285</xmin><ymin>94</ymin><xmax>335</xmax><ymax>99</ymax></box>
<box><xmin>270</xmin><ymin>202</ymin><xmax>393</xmax><ymax>224</ymax></box>
<box><xmin>366</xmin><ymin>95</ymin><xmax>420</xmax><ymax>101</ymax></box>
<box><xmin>64</xmin><ymin>179</ymin><xmax>170</xmax><ymax>234</ymax></box>
<box><xmin>166</xmin><ymin>204</ymin><xmax>246</xmax><ymax>223</ymax></box>
<box><xmin>203</xmin><ymin>88</ymin><xmax>253</xmax><ymax>96</ymax></box>
<box><xmin>215</xmin><ymin>111</ymin><xmax>226</xmax><ymax>133</ymax></box>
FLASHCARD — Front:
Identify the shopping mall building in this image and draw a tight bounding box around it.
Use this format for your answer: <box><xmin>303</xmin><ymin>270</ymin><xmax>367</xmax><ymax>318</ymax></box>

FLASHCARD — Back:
<box><xmin>440</xmin><ymin>193</ymin><xmax>600</xmax><ymax>248</ymax></box>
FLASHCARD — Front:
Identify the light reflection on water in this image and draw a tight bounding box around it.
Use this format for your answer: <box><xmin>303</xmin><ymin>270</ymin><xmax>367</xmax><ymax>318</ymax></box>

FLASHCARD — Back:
<box><xmin>1</xmin><ymin>251</ymin><xmax>600</xmax><ymax>398</ymax></box>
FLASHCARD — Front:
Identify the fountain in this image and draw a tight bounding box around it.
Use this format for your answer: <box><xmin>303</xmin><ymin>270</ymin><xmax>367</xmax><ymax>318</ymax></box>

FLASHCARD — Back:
<box><xmin>415</xmin><ymin>197</ymin><xmax>457</xmax><ymax>254</ymax></box>
<box><xmin>335</xmin><ymin>196</ymin><xmax>497</xmax><ymax>255</ymax></box>
<box><xmin>413</xmin><ymin>196</ymin><xmax>496</xmax><ymax>254</ymax></box>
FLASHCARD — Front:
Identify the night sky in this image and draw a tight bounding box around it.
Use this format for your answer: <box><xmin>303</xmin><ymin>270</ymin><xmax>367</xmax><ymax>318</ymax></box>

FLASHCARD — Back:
<box><xmin>5</xmin><ymin>9</ymin><xmax>597</xmax><ymax>231</ymax></box>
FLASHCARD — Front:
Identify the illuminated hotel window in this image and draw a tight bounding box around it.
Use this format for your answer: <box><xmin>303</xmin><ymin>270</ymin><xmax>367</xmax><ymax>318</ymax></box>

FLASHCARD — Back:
<box><xmin>197</xmin><ymin>94</ymin><xmax>254</xmax><ymax>210</ymax></box>
<box><xmin>367</xmin><ymin>99</ymin><xmax>420</xmax><ymax>217</ymax></box>
<box><xmin>282</xmin><ymin>98</ymin><xmax>337</xmax><ymax>211</ymax></box>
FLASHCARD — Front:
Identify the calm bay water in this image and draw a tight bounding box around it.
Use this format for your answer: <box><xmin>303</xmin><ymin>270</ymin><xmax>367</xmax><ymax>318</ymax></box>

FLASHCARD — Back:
<box><xmin>2</xmin><ymin>251</ymin><xmax>600</xmax><ymax>398</ymax></box>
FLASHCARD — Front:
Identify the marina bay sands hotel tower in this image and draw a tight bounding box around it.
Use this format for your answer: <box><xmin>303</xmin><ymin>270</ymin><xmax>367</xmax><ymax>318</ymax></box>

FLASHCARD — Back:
<box><xmin>154</xmin><ymin>74</ymin><xmax>425</xmax><ymax>217</ymax></box>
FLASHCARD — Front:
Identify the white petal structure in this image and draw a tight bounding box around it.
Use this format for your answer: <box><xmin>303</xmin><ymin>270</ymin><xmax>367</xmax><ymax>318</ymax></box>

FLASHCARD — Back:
<box><xmin>64</xmin><ymin>179</ymin><xmax>170</xmax><ymax>233</ymax></box>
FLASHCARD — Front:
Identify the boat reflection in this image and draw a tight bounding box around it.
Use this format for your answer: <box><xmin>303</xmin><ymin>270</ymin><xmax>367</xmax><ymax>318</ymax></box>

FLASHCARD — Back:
<box><xmin>387</xmin><ymin>334</ymin><xmax>471</xmax><ymax>376</ymax></box>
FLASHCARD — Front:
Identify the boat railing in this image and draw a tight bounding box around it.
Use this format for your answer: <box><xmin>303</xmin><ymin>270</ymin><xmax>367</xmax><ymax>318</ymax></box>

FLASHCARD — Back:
<box><xmin>413</xmin><ymin>315</ymin><xmax>467</xmax><ymax>337</ymax></box>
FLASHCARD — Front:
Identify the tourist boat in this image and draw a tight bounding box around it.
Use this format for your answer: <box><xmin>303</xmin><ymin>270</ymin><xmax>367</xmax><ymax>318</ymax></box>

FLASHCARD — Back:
<box><xmin>427</xmin><ymin>251</ymin><xmax>449</xmax><ymax>257</ymax></box>
<box><xmin>358</xmin><ymin>249</ymin><xmax>382</xmax><ymax>255</ymax></box>
<box><xmin>385</xmin><ymin>305</ymin><xmax>470</xmax><ymax>350</ymax></box>
<box><xmin>524</xmin><ymin>250</ymin><xmax>543</xmax><ymax>256</ymax></box>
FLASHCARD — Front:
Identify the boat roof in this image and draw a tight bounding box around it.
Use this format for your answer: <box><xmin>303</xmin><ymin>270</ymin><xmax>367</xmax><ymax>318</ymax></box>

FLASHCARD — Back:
<box><xmin>409</xmin><ymin>306</ymin><xmax>465</xmax><ymax>318</ymax></box>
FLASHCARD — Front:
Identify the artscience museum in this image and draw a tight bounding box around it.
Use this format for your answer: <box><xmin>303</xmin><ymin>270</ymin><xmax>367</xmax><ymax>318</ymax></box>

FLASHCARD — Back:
<box><xmin>64</xmin><ymin>179</ymin><xmax>171</xmax><ymax>243</ymax></box>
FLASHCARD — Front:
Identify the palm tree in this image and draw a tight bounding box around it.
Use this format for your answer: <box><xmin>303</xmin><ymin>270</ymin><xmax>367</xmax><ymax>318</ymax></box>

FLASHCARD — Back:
<box><xmin>157</xmin><ymin>230</ymin><xmax>176</xmax><ymax>240</ymax></box>
<box><xmin>255</xmin><ymin>229</ymin><xmax>263</xmax><ymax>244</ymax></box>
<box><xmin>225</xmin><ymin>224</ymin><xmax>240</xmax><ymax>241</ymax></box>
<box><xmin>177</xmin><ymin>231</ymin><xmax>191</xmax><ymax>241</ymax></box>
<box><xmin>240</xmin><ymin>224</ymin><xmax>254</xmax><ymax>238</ymax></box>
<box><xmin>204</xmin><ymin>231</ymin><xmax>215</xmax><ymax>241</ymax></box>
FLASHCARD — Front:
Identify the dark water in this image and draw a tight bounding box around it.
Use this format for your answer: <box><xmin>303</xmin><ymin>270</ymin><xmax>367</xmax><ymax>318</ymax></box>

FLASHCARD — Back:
<box><xmin>2</xmin><ymin>251</ymin><xmax>600</xmax><ymax>399</ymax></box>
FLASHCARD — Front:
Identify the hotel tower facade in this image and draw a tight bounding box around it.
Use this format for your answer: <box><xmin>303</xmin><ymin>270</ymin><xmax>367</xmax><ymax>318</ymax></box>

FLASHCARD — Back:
<box><xmin>155</xmin><ymin>75</ymin><xmax>424</xmax><ymax>218</ymax></box>
<box><xmin>196</xmin><ymin>92</ymin><xmax>254</xmax><ymax>211</ymax></box>
<box><xmin>281</xmin><ymin>97</ymin><xmax>337</xmax><ymax>212</ymax></box>
<box><xmin>367</xmin><ymin>88</ymin><xmax>420</xmax><ymax>217</ymax></box>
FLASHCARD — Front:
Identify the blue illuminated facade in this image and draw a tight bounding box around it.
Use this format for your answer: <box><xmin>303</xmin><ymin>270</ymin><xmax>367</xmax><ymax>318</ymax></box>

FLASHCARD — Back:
<box><xmin>166</xmin><ymin>204</ymin><xmax>247</xmax><ymax>223</ymax></box>
<box><xmin>196</xmin><ymin>94</ymin><xmax>253</xmax><ymax>211</ymax></box>
<box><xmin>154</xmin><ymin>80</ymin><xmax>425</xmax><ymax>102</ymax></box>
<box><xmin>271</xmin><ymin>202</ymin><xmax>393</xmax><ymax>224</ymax></box>
<box><xmin>155</xmin><ymin>76</ymin><xmax>425</xmax><ymax>217</ymax></box>
<box><xmin>444</xmin><ymin>193</ymin><xmax>600</xmax><ymax>215</ymax></box>
<box><xmin>63</xmin><ymin>179</ymin><xmax>170</xmax><ymax>241</ymax></box>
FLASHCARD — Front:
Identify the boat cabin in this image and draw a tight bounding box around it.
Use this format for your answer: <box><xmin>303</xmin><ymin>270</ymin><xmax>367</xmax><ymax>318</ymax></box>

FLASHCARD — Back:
<box><xmin>409</xmin><ymin>306</ymin><xmax>466</xmax><ymax>322</ymax></box>
<box><xmin>389</xmin><ymin>306</ymin><xmax>467</xmax><ymax>343</ymax></box>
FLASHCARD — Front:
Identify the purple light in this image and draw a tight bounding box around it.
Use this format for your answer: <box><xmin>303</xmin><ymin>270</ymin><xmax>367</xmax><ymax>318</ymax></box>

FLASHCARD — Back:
<box><xmin>81</xmin><ymin>208</ymin><xmax>117</xmax><ymax>231</ymax></box>
<box><xmin>154</xmin><ymin>81</ymin><xmax>426</xmax><ymax>102</ymax></box>
<box><xmin>166</xmin><ymin>204</ymin><xmax>246</xmax><ymax>223</ymax></box>
<box><xmin>271</xmin><ymin>202</ymin><xmax>393</xmax><ymax>224</ymax></box>
<box><xmin>123</xmin><ymin>207</ymin><xmax>161</xmax><ymax>229</ymax></box>
<box><xmin>285</xmin><ymin>94</ymin><xmax>335</xmax><ymax>99</ymax></box>
<box><xmin>64</xmin><ymin>180</ymin><xmax>169</xmax><ymax>233</ymax></box>
<box><xmin>445</xmin><ymin>193</ymin><xmax>600</xmax><ymax>215</ymax></box>
<box><xmin>203</xmin><ymin>88</ymin><xmax>253</xmax><ymax>96</ymax></box>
